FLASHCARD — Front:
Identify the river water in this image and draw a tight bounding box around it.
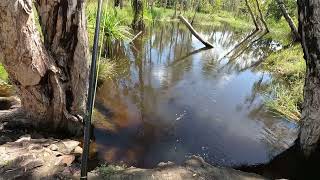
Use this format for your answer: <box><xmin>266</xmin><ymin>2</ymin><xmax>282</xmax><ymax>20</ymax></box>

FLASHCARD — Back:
<box><xmin>92</xmin><ymin>22</ymin><xmax>298</xmax><ymax>168</ymax></box>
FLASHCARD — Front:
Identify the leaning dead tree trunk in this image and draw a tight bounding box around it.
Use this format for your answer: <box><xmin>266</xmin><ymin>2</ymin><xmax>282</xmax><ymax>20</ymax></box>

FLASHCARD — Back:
<box><xmin>178</xmin><ymin>16</ymin><xmax>214</xmax><ymax>48</ymax></box>
<box><xmin>277</xmin><ymin>0</ymin><xmax>300</xmax><ymax>41</ymax></box>
<box><xmin>254</xmin><ymin>0</ymin><xmax>269</xmax><ymax>33</ymax></box>
<box><xmin>245</xmin><ymin>0</ymin><xmax>259</xmax><ymax>31</ymax></box>
<box><xmin>0</xmin><ymin>0</ymin><xmax>90</xmax><ymax>135</ymax></box>
<box><xmin>298</xmin><ymin>0</ymin><xmax>320</xmax><ymax>156</ymax></box>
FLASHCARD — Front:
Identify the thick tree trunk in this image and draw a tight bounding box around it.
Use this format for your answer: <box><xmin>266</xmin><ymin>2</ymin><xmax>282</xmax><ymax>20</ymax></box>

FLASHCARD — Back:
<box><xmin>298</xmin><ymin>0</ymin><xmax>320</xmax><ymax>156</ymax></box>
<box><xmin>132</xmin><ymin>0</ymin><xmax>145</xmax><ymax>30</ymax></box>
<box><xmin>0</xmin><ymin>0</ymin><xmax>90</xmax><ymax>135</ymax></box>
<box><xmin>277</xmin><ymin>0</ymin><xmax>300</xmax><ymax>41</ymax></box>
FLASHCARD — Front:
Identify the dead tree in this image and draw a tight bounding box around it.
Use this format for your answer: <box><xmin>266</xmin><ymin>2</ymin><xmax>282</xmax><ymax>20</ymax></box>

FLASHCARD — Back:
<box><xmin>277</xmin><ymin>0</ymin><xmax>300</xmax><ymax>41</ymax></box>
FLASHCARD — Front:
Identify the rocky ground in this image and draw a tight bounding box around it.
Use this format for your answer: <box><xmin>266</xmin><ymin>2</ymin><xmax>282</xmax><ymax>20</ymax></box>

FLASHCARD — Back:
<box><xmin>0</xmin><ymin>124</ymin><xmax>268</xmax><ymax>180</ymax></box>
<box><xmin>0</xmin><ymin>121</ymin><xmax>269</xmax><ymax>180</ymax></box>
<box><xmin>92</xmin><ymin>156</ymin><xmax>267</xmax><ymax>180</ymax></box>
<box><xmin>0</xmin><ymin>127</ymin><xmax>83</xmax><ymax>179</ymax></box>
<box><xmin>0</xmin><ymin>94</ymin><xmax>270</xmax><ymax>180</ymax></box>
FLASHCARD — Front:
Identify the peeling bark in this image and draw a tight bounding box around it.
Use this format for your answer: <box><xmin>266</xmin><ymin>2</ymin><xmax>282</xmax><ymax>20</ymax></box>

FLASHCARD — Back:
<box><xmin>298</xmin><ymin>0</ymin><xmax>320</xmax><ymax>156</ymax></box>
<box><xmin>0</xmin><ymin>0</ymin><xmax>90</xmax><ymax>135</ymax></box>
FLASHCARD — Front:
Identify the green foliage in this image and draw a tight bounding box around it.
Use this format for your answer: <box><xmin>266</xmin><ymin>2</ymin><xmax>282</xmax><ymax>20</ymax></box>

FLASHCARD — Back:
<box><xmin>97</xmin><ymin>164</ymin><xmax>126</xmax><ymax>178</ymax></box>
<box><xmin>0</xmin><ymin>64</ymin><xmax>14</xmax><ymax>97</ymax></box>
<box><xmin>0</xmin><ymin>64</ymin><xmax>8</xmax><ymax>82</ymax></box>
<box><xmin>102</xmin><ymin>10</ymin><xmax>133</xmax><ymax>41</ymax></box>
<box><xmin>259</xmin><ymin>45</ymin><xmax>305</xmax><ymax>121</ymax></box>
<box><xmin>84</xmin><ymin>0</ymin><xmax>304</xmax><ymax>122</ymax></box>
<box><xmin>266</xmin><ymin>0</ymin><xmax>297</xmax><ymax>20</ymax></box>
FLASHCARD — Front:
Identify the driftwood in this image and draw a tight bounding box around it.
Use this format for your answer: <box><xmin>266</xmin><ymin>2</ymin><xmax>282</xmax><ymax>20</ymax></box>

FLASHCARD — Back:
<box><xmin>129</xmin><ymin>31</ymin><xmax>143</xmax><ymax>43</ymax></box>
<box><xmin>276</xmin><ymin>0</ymin><xmax>300</xmax><ymax>41</ymax></box>
<box><xmin>178</xmin><ymin>15</ymin><xmax>214</xmax><ymax>48</ymax></box>
<box><xmin>245</xmin><ymin>0</ymin><xmax>259</xmax><ymax>31</ymax></box>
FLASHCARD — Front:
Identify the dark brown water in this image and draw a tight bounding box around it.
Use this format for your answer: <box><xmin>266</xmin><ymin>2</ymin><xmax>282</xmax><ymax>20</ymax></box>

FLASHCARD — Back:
<box><xmin>92</xmin><ymin>23</ymin><xmax>298</xmax><ymax>168</ymax></box>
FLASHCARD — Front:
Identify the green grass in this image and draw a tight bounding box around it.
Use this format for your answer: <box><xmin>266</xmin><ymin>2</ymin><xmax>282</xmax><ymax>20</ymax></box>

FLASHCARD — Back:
<box><xmin>0</xmin><ymin>64</ymin><xmax>8</xmax><ymax>82</ymax></box>
<box><xmin>97</xmin><ymin>59</ymin><xmax>117</xmax><ymax>82</ymax></box>
<box><xmin>266</xmin><ymin>17</ymin><xmax>297</xmax><ymax>45</ymax></box>
<box><xmin>259</xmin><ymin>44</ymin><xmax>305</xmax><ymax>121</ymax></box>
<box><xmin>97</xmin><ymin>164</ymin><xmax>126</xmax><ymax>179</ymax></box>
<box><xmin>0</xmin><ymin>63</ymin><xmax>14</xmax><ymax>97</ymax></box>
<box><xmin>86</xmin><ymin>2</ymin><xmax>252</xmax><ymax>30</ymax></box>
<box><xmin>85</xmin><ymin>2</ymin><xmax>304</xmax><ymax>122</ymax></box>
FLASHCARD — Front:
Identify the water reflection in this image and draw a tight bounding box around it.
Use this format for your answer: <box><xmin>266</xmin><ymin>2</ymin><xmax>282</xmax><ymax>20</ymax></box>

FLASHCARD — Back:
<box><xmin>92</xmin><ymin>22</ymin><xmax>298</xmax><ymax>168</ymax></box>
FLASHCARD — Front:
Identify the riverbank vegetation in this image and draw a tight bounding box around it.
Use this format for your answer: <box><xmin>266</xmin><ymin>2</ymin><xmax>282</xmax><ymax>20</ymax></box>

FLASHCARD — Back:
<box><xmin>83</xmin><ymin>0</ymin><xmax>304</xmax><ymax>122</ymax></box>
<box><xmin>1</xmin><ymin>0</ymin><xmax>317</xmax><ymax>179</ymax></box>
<box><xmin>0</xmin><ymin>0</ymin><xmax>304</xmax><ymax>121</ymax></box>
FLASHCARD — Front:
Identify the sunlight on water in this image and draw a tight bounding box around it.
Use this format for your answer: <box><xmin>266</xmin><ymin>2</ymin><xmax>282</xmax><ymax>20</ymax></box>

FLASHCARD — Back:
<box><xmin>92</xmin><ymin>23</ymin><xmax>298</xmax><ymax>168</ymax></box>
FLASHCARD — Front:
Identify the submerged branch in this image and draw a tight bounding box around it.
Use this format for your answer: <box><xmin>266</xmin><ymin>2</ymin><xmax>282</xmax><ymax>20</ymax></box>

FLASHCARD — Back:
<box><xmin>129</xmin><ymin>31</ymin><xmax>143</xmax><ymax>44</ymax></box>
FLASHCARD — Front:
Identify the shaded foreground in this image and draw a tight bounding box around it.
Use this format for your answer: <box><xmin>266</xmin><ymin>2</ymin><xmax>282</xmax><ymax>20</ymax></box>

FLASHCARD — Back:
<box><xmin>95</xmin><ymin>156</ymin><xmax>266</xmax><ymax>180</ymax></box>
<box><xmin>0</xmin><ymin>119</ymin><xmax>266</xmax><ymax>180</ymax></box>
<box><xmin>0</xmin><ymin>127</ymin><xmax>266</xmax><ymax>180</ymax></box>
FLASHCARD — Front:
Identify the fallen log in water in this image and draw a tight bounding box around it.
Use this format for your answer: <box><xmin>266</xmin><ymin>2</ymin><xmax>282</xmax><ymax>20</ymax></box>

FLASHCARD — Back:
<box><xmin>178</xmin><ymin>15</ymin><xmax>214</xmax><ymax>48</ymax></box>
<box><xmin>129</xmin><ymin>31</ymin><xmax>143</xmax><ymax>44</ymax></box>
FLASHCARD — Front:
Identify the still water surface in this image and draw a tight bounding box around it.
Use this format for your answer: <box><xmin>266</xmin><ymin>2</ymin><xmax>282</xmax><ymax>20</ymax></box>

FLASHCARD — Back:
<box><xmin>92</xmin><ymin>23</ymin><xmax>298</xmax><ymax>168</ymax></box>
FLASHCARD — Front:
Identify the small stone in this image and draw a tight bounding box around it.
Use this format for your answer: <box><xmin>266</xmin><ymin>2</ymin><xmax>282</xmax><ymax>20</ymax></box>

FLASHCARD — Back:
<box><xmin>61</xmin><ymin>140</ymin><xmax>80</xmax><ymax>154</ymax></box>
<box><xmin>49</xmin><ymin>144</ymin><xmax>59</xmax><ymax>151</ymax></box>
<box><xmin>73</xmin><ymin>146</ymin><xmax>83</xmax><ymax>155</ymax></box>
<box><xmin>61</xmin><ymin>155</ymin><xmax>75</xmax><ymax>166</ymax></box>
<box><xmin>52</xmin><ymin>150</ymin><xmax>63</xmax><ymax>157</ymax></box>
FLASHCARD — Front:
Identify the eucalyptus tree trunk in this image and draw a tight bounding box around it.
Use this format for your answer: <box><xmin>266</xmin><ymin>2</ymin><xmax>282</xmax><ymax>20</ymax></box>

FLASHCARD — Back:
<box><xmin>276</xmin><ymin>0</ymin><xmax>300</xmax><ymax>41</ymax></box>
<box><xmin>132</xmin><ymin>0</ymin><xmax>145</xmax><ymax>30</ymax></box>
<box><xmin>0</xmin><ymin>0</ymin><xmax>90</xmax><ymax>135</ymax></box>
<box><xmin>298</xmin><ymin>0</ymin><xmax>320</xmax><ymax>156</ymax></box>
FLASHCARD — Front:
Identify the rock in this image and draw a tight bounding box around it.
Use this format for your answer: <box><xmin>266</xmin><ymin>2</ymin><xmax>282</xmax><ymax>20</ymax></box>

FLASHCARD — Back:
<box><xmin>49</xmin><ymin>144</ymin><xmax>59</xmax><ymax>151</ymax></box>
<box><xmin>93</xmin><ymin>156</ymin><xmax>267</xmax><ymax>180</ymax></box>
<box><xmin>73</xmin><ymin>146</ymin><xmax>83</xmax><ymax>155</ymax></box>
<box><xmin>157</xmin><ymin>161</ymin><xmax>175</xmax><ymax>167</ymax></box>
<box><xmin>184</xmin><ymin>155</ymin><xmax>206</xmax><ymax>168</ymax></box>
<box><xmin>54</xmin><ymin>140</ymin><xmax>80</xmax><ymax>154</ymax></box>
<box><xmin>0</xmin><ymin>136</ymin><xmax>12</xmax><ymax>144</ymax></box>
<box><xmin>51</xmin><ymin>150</ymin><xmax>63</xmax><ymax>157</ymax></box>
<box><xmin>60</xmin><ymin>155</ymin><xmax>75</xmax><ymax>166</ymax></box>
<box><xmin>15</xmin><ymin>135</ymin><xmax>31</xmax><ymax>142</ymax></box>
